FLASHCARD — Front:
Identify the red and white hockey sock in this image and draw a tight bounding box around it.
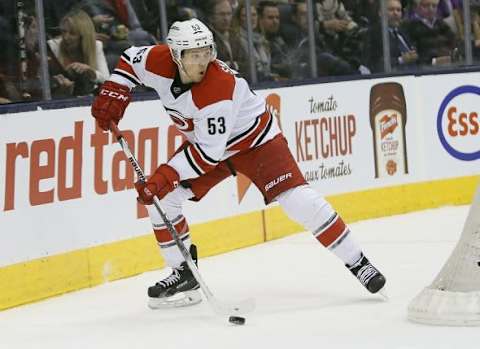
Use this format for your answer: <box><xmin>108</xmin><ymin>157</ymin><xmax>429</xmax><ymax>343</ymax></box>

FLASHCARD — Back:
<box><xmin>145</xmin><ymin>187</ymin><xmax>195</xmax><ymax>268</ymax></box>
<box><xmin>152</xmin><ymin>214</ymin><xmax>191</xmax><ymax>268</ymax></box>
<box><xmin>147</xmin><ymin>199</ymin><xmax>192</xmax><ymax>267</ymax></box>
<box><xmin>277</xmin><ymin>185</ymin><xmax>362</xmax><ymax>266</ymax></box>
<box><xmin>313</xmin><ymin>213</ymin><xmax>362</xmax><ymax>266</ymax></box>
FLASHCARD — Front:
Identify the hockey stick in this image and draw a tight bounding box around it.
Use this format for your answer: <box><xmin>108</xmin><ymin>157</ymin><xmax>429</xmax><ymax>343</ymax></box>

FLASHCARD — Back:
<box><xmin>109</xmin><ymin>122</ymin><xmax>255</xmax><ymax>316</ymax></box>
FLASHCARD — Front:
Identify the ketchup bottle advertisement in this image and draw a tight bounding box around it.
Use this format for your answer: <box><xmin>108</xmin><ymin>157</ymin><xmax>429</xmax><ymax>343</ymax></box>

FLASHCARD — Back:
<box><xmin>370</xmin><ymin>82</ymin><xmax>409</xmax><ymax>178</ymax></box>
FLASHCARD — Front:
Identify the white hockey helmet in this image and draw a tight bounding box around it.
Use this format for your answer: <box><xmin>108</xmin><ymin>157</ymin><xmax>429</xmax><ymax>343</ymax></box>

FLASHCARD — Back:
<box><xmin>166</xmin><ymin>18</ymin><xmax>217</xmax><ymax>63</ymax></box>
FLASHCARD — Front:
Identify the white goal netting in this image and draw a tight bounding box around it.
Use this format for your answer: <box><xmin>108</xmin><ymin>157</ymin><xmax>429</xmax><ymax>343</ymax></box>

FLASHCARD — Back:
<box><xmin>408</xmin><ymin>182</ymin><xmax>480</xmax><ymax>326</ymax></box>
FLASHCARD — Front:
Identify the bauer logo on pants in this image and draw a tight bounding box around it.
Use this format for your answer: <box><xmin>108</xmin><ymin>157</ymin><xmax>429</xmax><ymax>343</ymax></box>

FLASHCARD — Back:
<box><xmin>437</xmin><ymin>85</ymin><xmax>480</xmax><ymax>161</ymax></box>
<box><xmin>265</xmin><ymin>173</ymin><xmax>292</xmax><ymax>192</ymax></box>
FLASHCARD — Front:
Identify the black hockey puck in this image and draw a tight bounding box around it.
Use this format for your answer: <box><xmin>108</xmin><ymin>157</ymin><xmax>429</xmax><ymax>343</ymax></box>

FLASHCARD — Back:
<box><xmin>228</xmin><ymin>316</ymin><xmax>246</xmax><ymax>325</ymax></box>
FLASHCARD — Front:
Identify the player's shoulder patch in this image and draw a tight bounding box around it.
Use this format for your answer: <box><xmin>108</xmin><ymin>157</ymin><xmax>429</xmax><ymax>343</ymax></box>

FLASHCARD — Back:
<box><xmin>145</xmin><ymin>44</ymin><xmax>176</xmax><ymax>79</ymax></box>
<box><xmin>191</xmin><ymin>60</ymin><xmax>235</xmax><ymax>110</ymax></box>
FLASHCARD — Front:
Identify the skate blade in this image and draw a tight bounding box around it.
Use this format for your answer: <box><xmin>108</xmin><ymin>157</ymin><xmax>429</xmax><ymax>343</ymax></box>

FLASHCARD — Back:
<box><xmin>148</xmin><ymin>290</ymin><xmax>202</xmax><ymax>309</ymax></box>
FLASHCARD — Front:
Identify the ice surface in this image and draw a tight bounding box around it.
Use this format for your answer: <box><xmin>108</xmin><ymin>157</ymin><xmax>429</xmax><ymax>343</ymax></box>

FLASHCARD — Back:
<box><xmin>1</xmin><ymin>206</ymin><xmax>479</xmax><ymax>349</ymax></box>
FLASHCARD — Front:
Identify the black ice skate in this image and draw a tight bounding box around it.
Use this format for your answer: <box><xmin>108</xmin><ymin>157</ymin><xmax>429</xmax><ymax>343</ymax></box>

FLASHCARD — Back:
<box><xmin>148</xmin><ymin>245</ymin><xmax>201</xmax><ymax>309</ymax></box>
<box><xmin>347</xmin><ymin>254</ymin><xmax>386</xmax><ymax>295</ymax></box>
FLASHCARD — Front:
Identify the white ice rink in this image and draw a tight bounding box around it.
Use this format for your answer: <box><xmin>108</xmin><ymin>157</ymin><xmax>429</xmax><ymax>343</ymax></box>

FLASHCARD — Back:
<box><xmin>1</xmin><ymin>205</ymin><xmax>479</xmax><ymax>349</ymax></box>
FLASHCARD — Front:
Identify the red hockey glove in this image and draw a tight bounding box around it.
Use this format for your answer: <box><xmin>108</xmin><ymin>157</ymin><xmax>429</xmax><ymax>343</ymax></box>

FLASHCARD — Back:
<box><xmin>91</xmin><ymin>81</ymin><xmax>131</xmax><ymax>131</ymax></box>
<box><xmin>135</xmin><ymin>164</ymin><xmax>180</xmax><ymax>205</ymax></box>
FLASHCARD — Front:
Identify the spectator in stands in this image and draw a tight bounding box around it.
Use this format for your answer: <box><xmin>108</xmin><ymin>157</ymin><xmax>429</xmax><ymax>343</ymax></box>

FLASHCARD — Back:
<box><xmin>23</xmin><ymin>12</ymin><xmax>45</xmax><ymax>100</ymax></box>
<box><xmin>470</xmin><ymin>2</ymin><xmax>480</xmax><ymax>61</ymax></box>
<box><xmin>81</xmin><ymin>0</ymin><xmax>156</xmax><ymax>70</ymax></box>
<box><xmin>280</xmin><ymin>1</ymin><xmax>308</xmax><ymax>49</ymax></box>
<box><xmin>172</xmin><ymin>6</ymin><xmax>200</xmax><ymax>23</ymax></box>
<box><xmin>47</xmin><ymin>9</ymin><xmax>109</xmax><ymax>97</ymax></box>
<box><xmin>315</xmin><ymin>0</ymin><xmax>366</xmax><ymax>69</ymax></box>
<box><xmin>129</xmin><ymin>0</ymin><xmax>161</xmax><ymax>38</ymax></box>
<box><xmin>451</xmin><ymin>0</ymin><xmax>465</xmax><ymax>39</ymax></box>
<box><xmin>437</xmin><ymin>0</ymin><xmax>453</xmax><ymax>19</ymax></box>
<box><xmin>452</xmin><ymin>0</ymin><xmax>480</xmax><ymax>62</ymax></box>
<box><xmin>258</xmin><ymin>1</ymin><xmax>292</xmax><ymax>79</ymax></box>
<box><xmin>131</xmin><ymin>1</ymin><xmax>200</xmax><ymax>40</ymax></box>
<box><xmin>404</xmin><ymin>0</ymin><xmax>453</xmax><ymax>19</ymax></box>
<box><xmin>0</xmin><ymin>1</ymin><xmax>43</xmax><ymax>101</ymax></box>
<box><xmin>231</xmin><ymin>1</ymin><xmax>274</xmax><ymax>82</ymax></box>
<box><xmin>363</xmin><ymin>0</ymin><xmax>419</xmax><ymax>73</ymax></box>
<box><xmin>175</xmin><ymin>0</ymin><xmax>204</xmax><ymax>7</ymax></box>
<box><xmin>342</xmin><ymin>0</ymin><xmax>379</xmax><ymax>26</ymax></box>
<box><xmin>43</xmin><ymin>0</ymin><xmax>83</xmax><ymax>37</ymax></box>
<box><xmin>230</xmin><ymin>0</ymin><xmax>240</xmax><ymax>12</ymax></box>
<box><xmin>0</xmin><ymin>10</ymin><xmax>21</xmax><ymax>103</ymax></box>
<box><xmin>286</xmin><ymin>1</ymin><xmax>355</xmax><ymax>78</ymax></box>
<box><xmin>0</xmin><ymin>48</ymin><xmax>21</xmax><ymax>104</ymax></box>
<box><xmin>281</xmin><ymin>0</ymin><xmax>332</xmax><ymax>50</ymax></box>
<box><xmin>207</xmin><ymin>0</ymin><xmax>240</xmax><ymax>70</ymax></box>
<box><xmin>401</xmin><ymin>0</ymin><xmax>457</xmax><ymax>67</ymax></box>
<box><xmin>0</xmin><ymin>74</ymin><xmax>21</xmax><ymax>104</ymax></box>
<box><xmin>315</xmin><ymin>0</ymin><xmax>358</xmax><ymax>46</ymax></box>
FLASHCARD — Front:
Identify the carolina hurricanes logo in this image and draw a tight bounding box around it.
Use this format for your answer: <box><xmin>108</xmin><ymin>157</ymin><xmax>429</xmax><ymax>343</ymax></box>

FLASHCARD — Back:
<box><xmin>168</xmin><ymin>109</ymin><xmax>194</xmax><ymax>132</ymax></box>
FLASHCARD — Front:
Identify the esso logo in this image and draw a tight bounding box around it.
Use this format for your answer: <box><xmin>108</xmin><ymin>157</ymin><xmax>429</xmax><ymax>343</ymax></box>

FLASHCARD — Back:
<box><xmin>437</xmin><ymin>85</ymin><xmax>480</xmax><ymax>161</ymax></box>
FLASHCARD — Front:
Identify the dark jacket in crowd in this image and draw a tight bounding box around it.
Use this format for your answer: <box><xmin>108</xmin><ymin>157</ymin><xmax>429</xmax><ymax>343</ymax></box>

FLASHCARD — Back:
<box><xmin>400</xmin><ymin>17</ymin><xmax>456</xmax><ymax>66</ymax></box>
<box><xmin>363</xmin><ymin>22</ymin><xmax>417</xmax><ymax>73</ymax></box>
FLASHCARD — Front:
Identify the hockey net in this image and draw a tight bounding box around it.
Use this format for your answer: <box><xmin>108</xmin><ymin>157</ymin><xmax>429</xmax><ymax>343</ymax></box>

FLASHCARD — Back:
<box><xmin>407</xmin><ymin>182</ymin><xmax>480</xmax><ymax>326</ymax></box>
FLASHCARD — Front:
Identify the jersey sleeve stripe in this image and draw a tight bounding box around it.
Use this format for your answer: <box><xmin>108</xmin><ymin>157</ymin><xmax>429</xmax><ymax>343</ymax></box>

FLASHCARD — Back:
<box><xmin>121</xmin><ymin>52</ymin><xmax>131</xmax><ymax>62</ymax></box>
<box><xmin>186</xmin><ymin>144</ymin><xmax>217</xmax><ymax>173</ymax></box>
<box><xmin>227</xmin><ymin>110</ymin><xmax>271</xmax><ymax>151</ymax></box>
<box><xmin>117</xmin><ymin>59</ymin><xmax>139</xmax><ymax>79</ymax></box>
<box><xmin>226</xmin><ymin>117</ymin><xmax>259</xmax><ymax>147</ymax></box>
<box><xmin>112</xmin><ymin>69</ymin><xmax>141</xmax><ymax>85</ymax></box>
<box><xmin>184</xmin><ymin>147</ymin><xmax>204</xmax><ymax>176</ymax></box>
<box><xmin>252</xmin><ymin>111</ymin><xmax>273</xmax><ymax>147</ymax></box>
<box><xmin>193</xmin><ymin>143</ymin><xmax>219</xmax><ymax>166</ymax></box>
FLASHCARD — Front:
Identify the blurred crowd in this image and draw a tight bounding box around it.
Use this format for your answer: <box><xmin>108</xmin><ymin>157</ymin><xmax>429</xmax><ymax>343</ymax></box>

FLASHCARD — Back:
<box><xmin>1</xmin><ymin>0</ymin><xmax>479</xmax><ymax>104</ymax></box>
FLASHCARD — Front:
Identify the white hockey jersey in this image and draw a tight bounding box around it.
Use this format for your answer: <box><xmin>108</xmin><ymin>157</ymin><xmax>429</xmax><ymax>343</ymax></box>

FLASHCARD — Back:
<box><xmin>109</xmin><ymin>44</ymin><xmax>280</xmax><ymax>180</ymax></box>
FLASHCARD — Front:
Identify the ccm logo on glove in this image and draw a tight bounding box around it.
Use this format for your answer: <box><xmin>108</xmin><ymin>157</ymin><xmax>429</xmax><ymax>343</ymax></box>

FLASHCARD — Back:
<box><xmin>99</xmin><ymin>89</ymin><xmax>130</xmax><ymax>101</ymax></box>
<box><xmin>91</xmin><ymin>81</ymin><xmax>131</xmax><ymax>131</ymax></box>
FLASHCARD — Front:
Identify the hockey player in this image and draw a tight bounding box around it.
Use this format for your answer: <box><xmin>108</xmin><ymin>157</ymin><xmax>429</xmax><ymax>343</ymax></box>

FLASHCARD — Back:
<box><xmin>91</xmin><ymin>18</ymin><xmax>386</xmax><ymax>308</ymax></box>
